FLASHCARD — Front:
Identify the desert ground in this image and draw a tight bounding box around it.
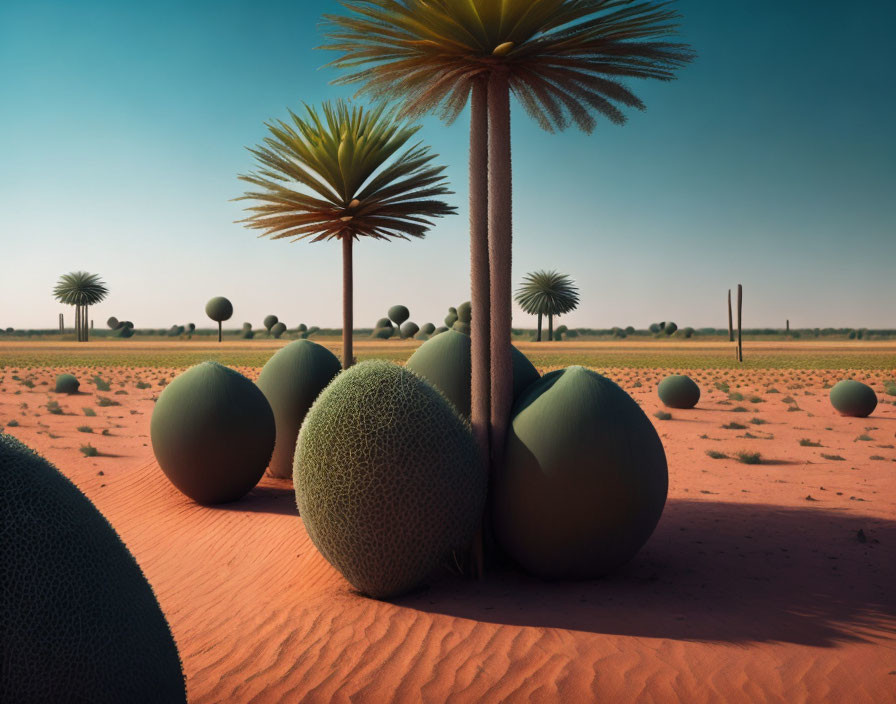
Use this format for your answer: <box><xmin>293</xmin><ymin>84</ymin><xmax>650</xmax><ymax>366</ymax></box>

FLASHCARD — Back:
<box><xmin>2</xmin><ymin>339</ymin><xmax>894</xmax><ymax>703</ymax></box>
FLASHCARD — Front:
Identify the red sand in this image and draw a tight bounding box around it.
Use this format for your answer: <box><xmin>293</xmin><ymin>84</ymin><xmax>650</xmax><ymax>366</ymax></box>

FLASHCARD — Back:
<box><xmin>2</xmin><ymin>365</ymin><xmax>895</xmax><ymax>702</ymax></box>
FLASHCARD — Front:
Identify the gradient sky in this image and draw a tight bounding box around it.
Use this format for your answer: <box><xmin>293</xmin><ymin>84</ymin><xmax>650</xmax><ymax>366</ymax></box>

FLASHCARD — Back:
<box><xmin>1</xmin><ymin>0</ymin><xmax>894</xmax><ymax>331</ymax></box>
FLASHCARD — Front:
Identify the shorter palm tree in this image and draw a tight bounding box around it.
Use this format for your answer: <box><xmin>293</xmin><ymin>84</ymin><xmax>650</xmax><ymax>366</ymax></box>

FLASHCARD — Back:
<box><xmin>53</xmin><ymin>272</ymin><xmax>108</xmax><ymax>342</ymax></box>
<box><xmin>237</xmin><ymin>100</ymin><xmax>455</xmax><ymax>369</ymax></box>
<box><xmin>515</xmin><ymin>270</ymin><xmax>579</xmax><ymax>342</ymax></box>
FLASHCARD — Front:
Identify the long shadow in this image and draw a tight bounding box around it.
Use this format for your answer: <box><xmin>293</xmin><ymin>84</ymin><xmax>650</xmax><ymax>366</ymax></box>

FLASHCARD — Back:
<box><xmin>212</xmin><ymin>480</ymin><xmax>298</xmax><ymax>516</ymax></box>
<box><xmin>396</xmin><ymin>499</ymin><xmax>895</xmax><ymax>648</ymax></box>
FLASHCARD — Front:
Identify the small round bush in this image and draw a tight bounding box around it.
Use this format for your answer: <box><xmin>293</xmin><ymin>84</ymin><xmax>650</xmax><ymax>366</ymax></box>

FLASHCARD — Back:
<box><xmin>387</xmin><ymin>305</ymin><xmax>409</xmax><ymax>328</ymax></box>
<box><xmin>829</xmin><ymin>380</ymin><xmax>877</xmax><ymax>417</ymax></box>
<box><xmin>205</xmin><ymin>297</ymin><xmax>233</xmax><ymax>322</ymax></box>
<box><xmin>372</xmin><ymin>327</ymin><xmax>394</xmax><ymax>339</ymax></box>
<box><xmin>452</xmin><ymin>320</ymin><xmax>471</xmax><ymax>335</ymax></box>
<box><xmin>270</xmin><ymin>322</ymin><xmax>287</xmax><ymax>339</ymax></box>
<box><xmin>444</xmin><ymin>311</ymin><xmax>458</xmax><ymax>327</ymax></box>
<box><xmin>150</xmin><ymin>362</ymin><xmax>275</xmax><ymax>504</ymax></box>
<box><xmin>256</xmin><ymin>340</ymin><xmax>341</xmax><ymax>479</ymax></box>
<box><xmin>456</xmin><ymin>301</ymin><xmax>471</xmax><ymax>323</ymax></box>
<box><xmin>400</xmin><ymin>321</ymin><xmax>420</xmax><ymax>339</ymax></box>
<box><xmin>421</xmin><ymin>322</ymin><xmax>435</xmax><ymax>335</ymax></box>
<box><xmin>374</xmin><ymin>318</ymin><xmax>393</xmax><ymax>329</ymax></box>
<box><xmin>657</xmin><ymin>374</ymin><xmax>700</xmax><ymax>409</ymax></box>
<box><xmin>263</xmin><ymin>314</ymin><xmax>279</xmax><ymax>331</ymax></box>
<box><xmin>493</xmin><ymin>366</ymin><xmax>668</xmax><ymax>579</ymax></box>
<box><xmin>295</xmin><ymin>361</ymin><xmax>486</xmax><ymax>599</ymax></box>
<box><xmin>106</xmin><ymin>316</ymin><xmax>119</xmax><ymax>330</ymax></box>
<box><xmin>433</xmin><ymin>326</ymin><xmax>449</xmax><ymax>335</ymax></box>
<box><xmin>54</xmin><ymin>373</ymin><xmax>79</xmax><ymax>394</ymax></box>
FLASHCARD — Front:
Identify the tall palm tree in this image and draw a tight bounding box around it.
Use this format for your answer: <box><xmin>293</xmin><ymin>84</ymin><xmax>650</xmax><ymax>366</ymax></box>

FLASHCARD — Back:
<box><xmin>237</xmin><ymin>100</ymin><xmax>454</xmax><ymax>369</ymax></box>
<box><xmin>515</xmin><ymin>270</ymin><xmax>580</xmax><ymax>342</ymax></box>
<box><xmin>322</xmin><ymin>0</ymin><xmax>694</xmax><ymax>469</ymax></box>
<box><xmin>53</xmin><ymin>272</ymin><xmax>108</xmax><ymax>342</ymax></box>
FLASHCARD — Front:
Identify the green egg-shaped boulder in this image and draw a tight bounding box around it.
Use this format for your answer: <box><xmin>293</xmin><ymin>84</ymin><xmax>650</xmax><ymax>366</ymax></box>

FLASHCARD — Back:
<box><xmin>456</xmin><ymin>301</ymin><xmax>471</xmax><ymax>323</ymax></box>
<box><xmin>0</xmin><ymin>434</ymin><xmax>186</xmax><ymax>703</ymax></box>
<box><xmin>657</xmin><ymin>374</ymin><xmax>700</xmax><ymax>409</ymax></box>
<box><xmin>829</xmin><ymin>380</ymin><xmax>877</xmax><ymax>417</ymax></box>
<box><xmin>493</xmin><ymin>366</ymin><xmax>668</xmax><ymax>579</ymax></box>
<box><xmin>263</xmin><ymin>314</ymin><xmax>278</xmax><ymax>331</ymax></box>
<box><xmin>375</xmin><ymin>318</ymin><xmax>393</xmax><ymax>329</ymax></box>
<box><xmin>270</xmin><ymin>321</ymin><xmax>287</xmax><ymax>338</ymax></box>
<box><xmin>421</xmin><ymin>322</ymin><xmax>436</xmax><ymax>335</ymax></box>
<box><xmin>204</xmin><ymin>296</ymin><xmax>233</xmax><ymax>322</ymax></box>
<box><xmin>387</xmin><ymin>305</ymin><xmax>409</xmax><ymax>328</ymax></box>
<box><xmin>400</xmin><ymin>321</ymin><xmax>420</xmax><ymax>339</ymax></box>
<box><xmin>257</xmin><ymin>340</ymin><xmax>341</xmax><ymax>479</ymax></box>
<box><xmin>150</xmin><ymin>361</ymin><xmax>275</xmax><ymax>504</ymax></box>
<box><xmin>452</xmin><ymin>320</ymin><xmax>472</xmax><ymax>335</ymax></box>
<box><xmin>405</xmin><ymin>329</ymin><xmax>539</xmax><ymax>417</ymax></box>
<box><xmin>54</xmin><ymin>373</ymin><xmax>79</xmax><ymax>394</ymax></box>
<box><xmin>294</xmin><ymin>360</ymin><xmax>486</xmax><ymax>599</ymax></box>
<box><xmin>433</xmin><ymin>326</ymin><xmax>449</xmax><ymax>335</ymax></box>
<box><xmin>372</xmin><ymin>326</ymin><xmax>394</xmax><ymax>339</ymax></box>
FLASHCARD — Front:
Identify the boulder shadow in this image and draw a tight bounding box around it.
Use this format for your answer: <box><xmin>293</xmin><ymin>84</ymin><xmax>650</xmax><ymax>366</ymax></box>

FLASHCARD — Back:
<box><xmin>398</xmin><ymin>498</ymin><xmax>895</xmax><ymax>648</ymax></box>
<box><xmin>213</xmin><ymin>480</ymin><xmax>298</xmax><ymax>516</ymax></box>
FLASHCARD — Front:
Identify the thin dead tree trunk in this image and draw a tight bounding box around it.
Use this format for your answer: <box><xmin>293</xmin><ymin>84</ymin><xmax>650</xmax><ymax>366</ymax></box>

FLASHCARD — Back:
<box><xmin>727</xmin><ymin>289</ymin><xmax>733</xmax><ymax>342</ymax></box>
<box><xmin>737</xmin><ymin>284</ymin><xmax>743</xmax><ymax>362</ymax></box>
<box><xmin>468</xmin><ymin>76</ymin><xmax>490</xmax><ymax>578</ymax></box>
<box><xmin>548</xmin><ymin>313</ymin><xmax>553</xmax><ymax>343</ymax></box>
<box><xmin>342</xmin><ymin>234</ymin><xmax>354</xmax><ymax>370</ymax></box>
<box><xmin>58</xmin><ymin>313</ymin><xmax>63</xmax><ymax>333</ymax></box>
<box><xmin>487</xmin><ymin>70</ymin><xmax>513</xmax><ymax>476</ymax></box>
<box><xmin>536</xmin><ymin>313</ymin><xmax>542</xmax><ymax>342</ymax></box>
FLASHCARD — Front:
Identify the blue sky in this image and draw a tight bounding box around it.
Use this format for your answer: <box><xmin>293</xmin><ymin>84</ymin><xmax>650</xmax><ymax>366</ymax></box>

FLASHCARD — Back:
<box><xmin>1</xmin><ymin>0</ymin><xmax>894</xmax><ymax>330</ymax></box>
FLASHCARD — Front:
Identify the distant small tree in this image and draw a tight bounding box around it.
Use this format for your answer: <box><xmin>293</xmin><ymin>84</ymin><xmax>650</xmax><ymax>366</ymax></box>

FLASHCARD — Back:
<box><xmin>514</xmin><ymin>270</ymin><xmax>579</xmax><ymax>341</ymax></box>
<box><xmin>205</xmin><ymin>297</ymin><xmax>233</xmax><ymax>342</ymax></box>
<box><xmin>53</xmin><ymin>271</ymin><xmax>108</xmax><ymax>342</ymax></box>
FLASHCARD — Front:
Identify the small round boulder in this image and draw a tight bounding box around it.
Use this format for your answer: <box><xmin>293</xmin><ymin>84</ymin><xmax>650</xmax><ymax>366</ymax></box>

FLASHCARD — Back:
<box><xmin>151</xmin><ymin>361</ymin><xmax>275</xmax><ymax>504</ymax></box>
<box><xmin>829</xmin><ymin>380</ymin><xmax>877</xmax><ymax>417</ymax></box>
<box><xmin>295</xmin><ymin>360</ymin><xmax>486</xmax><ymax>599</ymax></box>
<box><xmin>493</xmin><ymin>366</ymin><xmax>668</xmax><ymax>580</ymax></box>
<box><xmin>657</xmin><ymin>374</ymin><xmax>700</xmax><ymax>409</ymax></box>
<box><xmin>256</xmin><ymin>340</ymin><xmax>341</xmax><ymax>479</ymax></box>
<box><xmin>54</xmin><ymin>373</ymin><xmax>79</xmax><ymax>394</ymax></box>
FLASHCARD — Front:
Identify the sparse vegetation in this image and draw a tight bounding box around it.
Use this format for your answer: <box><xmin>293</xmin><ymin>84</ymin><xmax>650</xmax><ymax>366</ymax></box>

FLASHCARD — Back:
<box><xmin>735</xmin><ymin>451</ymin><xmax>761</xmax><ymax>465</ymax></box>
<box><xmin>653</xmin><ymin>410</ymin><xmax>672</xmax><ymax>421</ymax></box>
<box><xmin>705</xmin><ymin>449</ymin><xmax>727</xmax><ymax>459</ymax></box>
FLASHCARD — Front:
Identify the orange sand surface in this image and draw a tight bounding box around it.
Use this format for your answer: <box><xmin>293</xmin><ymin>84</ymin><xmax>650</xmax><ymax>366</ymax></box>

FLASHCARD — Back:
<box><xmin>2</xmin><ymin>365</ymin><xmax>895</xmax><ymax>702</ymax></box>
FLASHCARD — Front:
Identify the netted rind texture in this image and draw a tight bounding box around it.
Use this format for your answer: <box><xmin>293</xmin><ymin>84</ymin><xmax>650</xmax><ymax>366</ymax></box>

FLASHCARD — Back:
<box><xmin>294</xmin><ymin>360</ymin><xmax>486</xmax><ymax>599</ymax></box>
<box><xmin>657</xmin><ymin>374</ymin><xmax>700</xmax><ymax>409</ymax></box>
<box><xmin>54</xmin><ymin>373</ymin><xmax>79</xmax><ymax>394</ymax></box>
<box><xmin>829</xmin><ymin>380</ymin><xmax>877</xmax><ymax>417</ymax></box>
<box><xmin>256</xmin><ymin>340</ymin><xmax>341</xmax><ymax>479</ymax></box>
<box><xmin>151</xmin><ymin>361</ymin><xmax>275</xmax><ymax>504</ymax></box>
<box><xmin>405</xmin><ymin>330</ymin><xmax>540</xmax><ymax>417</ymax></box>
<box><xmin>493</xmin><ymin>366</ymin><xmax>668</xmax><ymax>580</ymax></box>
<box><xmin>0</xmin><ymin>434</ymin><xmax>186</xmax><ymax>703</ymax></box>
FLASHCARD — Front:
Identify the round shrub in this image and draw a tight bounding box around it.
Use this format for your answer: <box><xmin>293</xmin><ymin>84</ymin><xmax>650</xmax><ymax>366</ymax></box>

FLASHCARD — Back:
<box><xmin>150</xmin><ymin>361</ymin><xmax>275</xmax><ymax>504</ymax></box>
<box><xmin>112</xmin><ymin>326</ymin><xmax>134</xmax><ymax>338</ymax></box>
<box><xmin>421</xmin><ymin>322</ymin><xmax>435</xmax><ymax>335</ymax></box>
<box><xmin>375</xmin><ymin>318</ymin><xmax>393</xmax><ymax>329</ymax></box>
<box><xmin>452</xmin><ymin>320</ymin><xmax>471</xmax><ymax>335</ymax></box>
<box><xmin>414</xmin><ymin>332</ymin><xmax>431</xmax><ymax>341</ymax></box>
<box><xmin>0</xmin><ymin>434</ymin><xmax>186</xmax><ymax>702</ymax></box>
<box><xmin>829</xmin><ymin>380</ymin><xmax>877</xmax><ymax>417</ymax></box>
<box><xmin>263</xmin><ymin>314</ymin><xmax>278</xmax><ymax>331</ymax></box>
<box><xmin>387</xmin><ymin>305</ymin><xmax>409</xmax><ymax>328</ymax></box>
<box><xmin>657</xmin><ymin>374</ymin><xmax>700</xmax><ymax>409</ymax></box>
<box><xmin>297</xmin><ymin>323</ymin><xmax>308</xmax><ymax>333</ymax></box>
<box><xmin>433</xmin><ymin>326</ymin><xmax>449</xmax><ymax>335</ymax></box>
<box><xmin>405</xmin><ymin>329</ymin><xmax>540</xmax><ymax>417</ymax></box>
<box><xmin>444</xmin><ymin>312</ymin><xmax>458</xmax><ymax>327</ymax></box>
<box><xmin>242</xmin><ymin>322</ymin><xmax>252</xmax><ymax>330</ymax></box>
<box><xmin>256</xmin><ymin>340</ymin><xmax>341</xmax><ymax>479</ymax></box>
<box><xmin>456</xmin><ymin>301</ymin><xmax>471</xmax><ymax>323</ymax></box>
<box><xmin>294</xmin><ymin>360</ymin><xmax>486</xmax><ymax>599</ymax></box>
<box><xmin>205</xmin><ymin>297</ymin><xmax>233</xmax><ymax>322</ymax></box>
<box><xmin>493</xmin><ymin>366</ymin><xmax>668</xmax><ymax>579</ymax></box>
<box><xmin>400</xmin><ymin>321</ymin><xmax>420</xmax><ymax>339</ymax></box>
<box><xmin>54</xmin><ymin>373</ymin><xmax>79</xmax><ymax>394</ymax></box>
<box><xmin>270</xmin><ymin>322</ymin><xmax>287</xmax><ymax>339</ymax></box>
<box><xmin>372</xmin><ymin>327</ymin><xmax>394</xmax><ymax>340</ymax></box>
<box><xmin>241</xmin><ymin>329</ymin><xmax>255</xmax><ymax>339</ymax></box>
<box><xmin>106</xmin><ymin>316</ymin><xmax>119</xmax><ymax>330</ymax></box>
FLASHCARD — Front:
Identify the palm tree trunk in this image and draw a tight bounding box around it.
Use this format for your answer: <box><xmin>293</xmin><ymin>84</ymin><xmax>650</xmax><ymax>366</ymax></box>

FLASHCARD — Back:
<box><xmin>84</xmin><ymin>306</ymin><xmax>89</xmax><ymax>342</ymax></box>
<box><xmin>468</xmin><ymin>76</ymin><xmax>490</xmax><ymax>578</ymax></box>
<box><xmin>536</xmin><ymin>313</ymin><xmax>542</xmax><ymax>342</ymax></box>
<box><xmin>548</xmin><ymin>313</ymin><xmax>553</xmax><ymax>342</ymax></box>
<box><xmin>727</xmin><ymin>289</ymin><xmax>734</xmax><ymax>342</ymax></box>
<box><xmin>488</xmin><ymin>70</ymin><xmax>513</xmax><ymax>474</ymax></box>
<box><xmin>342</xmin><ymin>234</ymin><xmax>353</xmax><ymax>370</ymax></box>
<box><xmin>75</xmin><ymin>304</ymin><xmax>81</xmax><ymax>342</ymax></box>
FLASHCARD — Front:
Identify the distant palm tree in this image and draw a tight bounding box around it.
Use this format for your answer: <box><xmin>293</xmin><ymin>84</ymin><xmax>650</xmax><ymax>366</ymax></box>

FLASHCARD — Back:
<box><xmin>237</xmin><ymin>100</ymin><xmax>454</xmax><ymax>369</ymax></box>
<box><xmin>322</xmin><ymin>0</ymin><xmax>695</xmax><ymax>475</ymax></box>
<box><xmin>515</xmin><ymin>271</ymin><xmax>579</xmax><ymax>342</ymax></box>
<box><xmin>53</xmin><ymin>272</ymin><xmax>108</xmax><ymax>342</ymax></box>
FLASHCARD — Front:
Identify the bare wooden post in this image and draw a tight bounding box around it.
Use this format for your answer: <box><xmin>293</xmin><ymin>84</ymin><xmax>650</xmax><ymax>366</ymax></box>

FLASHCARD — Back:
<box><xmin>58</xmin><ymin>313</ymin><xmax>63</xmax><ymax>332</ymax></box>
<box><xmin>737</xmin><ymin>284</ymin><xmax>743</xmax><ymax>362</ymax></box>
<box><xmin>727</xmin><ymin>289</ymin><xmax>734</xmax><ymax>342</ymax></box>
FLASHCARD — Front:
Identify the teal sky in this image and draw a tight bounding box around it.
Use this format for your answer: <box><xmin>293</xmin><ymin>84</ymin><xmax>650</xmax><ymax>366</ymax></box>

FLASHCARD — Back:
<box><xmin>1</xmin><ymin>0</ymin><xmax>894</xmax><ymax>331</ymax></box>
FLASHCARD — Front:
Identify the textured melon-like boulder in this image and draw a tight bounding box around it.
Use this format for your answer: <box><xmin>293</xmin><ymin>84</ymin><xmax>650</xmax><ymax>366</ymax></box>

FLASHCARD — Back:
<box><xmin>151</xmin><ymin>361</ymin><xmax>275</xmax><ymax>504</ymax></box>
<box><xmin>294</xmin><ymin>360</ymin><xmax>486</xmax><ymax>599</ymax></box>
<box><xmin>657</xmin><ymin>374</ymin><xmax>700</xmax><ymax>409</ymax></box>
<box><xmin>829</xmin><ymin>380</ymin><xmax>877</xmax><ymax>417</ymax></box>
<box><xmin>257</xmin><ymin>340</ymin><xmax>341</xmax><ymax>479</ymax></box>
<box><xmin>493</xmin><ymin>366</ymin><xmax>668</xmax><ymax>579</ymax></box>
<box><xmin>54</xmin><ymin>373</ymin><xmax>79</xmax><ymax>394</ymax></box>
<box><xmin>0</xmin><ymin>434</ymin><xmax>186</xmax><ymax>703</ymax></box>
<box><xmin>405</xmin><ymin>329</ymin><xmax>540</xmax><ymax>417</ymax></box>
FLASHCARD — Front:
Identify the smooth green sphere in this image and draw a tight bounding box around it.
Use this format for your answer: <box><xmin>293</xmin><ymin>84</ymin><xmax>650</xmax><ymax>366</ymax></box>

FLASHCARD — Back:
<box><xmin>829</xmin><ymin>380</ymin><xmax>877</xmax><ymax>417</ymax></box>
<box><xmin>205</xmin><ymin>296</ymin><xmax>233</xmax><ymax>322</ymax></box>
<box><xmin>657</xmin><ymin>374</ymin><xmax>700</xmax><ymax>409</ymax></box>
<box><xmin>54</xmin><ymin>373</ymin><xmax>79</xmax><ymax>394</ymax></box>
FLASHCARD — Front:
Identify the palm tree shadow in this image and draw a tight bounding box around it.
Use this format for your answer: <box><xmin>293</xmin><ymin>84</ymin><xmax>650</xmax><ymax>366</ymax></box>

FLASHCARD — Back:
<box><xmin>396</xmin><ymin>498</ymin><xmax>895</xmax><ymax>648</ymax></box>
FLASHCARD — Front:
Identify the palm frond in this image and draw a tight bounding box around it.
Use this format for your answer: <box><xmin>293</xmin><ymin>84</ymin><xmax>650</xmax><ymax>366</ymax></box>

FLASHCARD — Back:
<box><xmin>514</xmin><ymin>270</ymin><xmax>580</xmax><ymax>316</ymax></box>
<box><xmin>53</xmin><ymin>272</ymin><xmax>109</xmax><ymax>306</ymax></box>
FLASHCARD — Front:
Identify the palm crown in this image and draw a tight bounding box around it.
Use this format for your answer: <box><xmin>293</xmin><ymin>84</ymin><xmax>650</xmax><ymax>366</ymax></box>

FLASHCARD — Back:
<box><xmin>53</xmin><ymin>272</ymin><xmax>108</xmax><ymax>306</ymax></box>
<box><xmin>321</xmin><ymin>0</ymin><xmax>695</xmax><ymax>131</ymax></box>
<box><xmin>237</xmin><ymin>99</ymin><xmax>455</xmax><ymax>242</ymax></box>
<box><xmin>515</xmin><ymin>270</ymin><xmax>579</xmax><ymax>316</ymax></box>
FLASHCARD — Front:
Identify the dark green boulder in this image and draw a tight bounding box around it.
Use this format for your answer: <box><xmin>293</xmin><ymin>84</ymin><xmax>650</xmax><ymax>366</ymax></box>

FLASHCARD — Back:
<box><xmin>372</xmin><ymin>327</ymin><xmax>394</xmax><ymax>339</ymax></box>
<box><xmin>452</xmin><ymin>320</ymin><xmax>471</xmax><ymax>335</ymax></box>
<box><xmin>829</xmin><ymin>380</ymin><xmax>877</xmax><ymax>417</ymax></box>
<box><xmin>54</xmin><ymin>373</ymin><xmax>79</xmax><ymax>394</ymax></box>
<box><xmin>0</xmin><ymin>434</ymin><xmax>186</xmax><ymax>702</ymax></box>
<box><xmin>456</xmin><ymin>301</ymin><xmax>471</xmax><ymax>323</ymax></box>
<box><xmin>106</xmin><ymin>316</ymin><xmax>119</xmax><ymax>330</ymax></box>
<box><xmin>150</xmin><ymin>362</ymin><xmax>275</xmax><ymax>504</ymax></box>
<box><xmin>421</xmin><ymin>323</ymin><xmax>436</xmax><ymax>335</ymax></box>
<box><xmin>405</xmin><ymin>329</ymin><xmax>539</xmax><ymax>417</ymax></box>
<box><xmin>433</xmin><ymin>326</ymin><xmax>449</xmax><ymax>336</ymax></box>
<box><xmin>256</xmin><ymin>340</ymin><xmax>341</xmax><ymax>479</ymax></box>
<box><xmin>493</xmin><ymin>366</ymin><xmax>668</xmax><ymax>579</ymax></box>
<box><xmin>388</xmin><ymin>305</ymin><xmax>409</xmax><ymax>329</ymax></box>
<box><xmin>400</xmin><ymin>321</ymin><xmax>420</xmax><ymax>339</ymax></box>
<box><xmin>375</xmin><ymin>318</ymin><xmax>393</xmax><ymax>329</ymax></box>
<box><xmin>270</xmin><ymin>322</ymin><xmax>287</xmax><ymax>339</ymax></box>
<box><xmin>657</xmin><ymin>374</ymin><xmax>700</xmax><ymax>409</ymax></box>
<box><xmin>294</xmin><ymin>361</ymin><xmax>486</xmax><ymax>599</ymax></box>
<box><xmin>263</xmin><ymin>314</ymin><xmax>279</xmax><ymax>332</ymax></box>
